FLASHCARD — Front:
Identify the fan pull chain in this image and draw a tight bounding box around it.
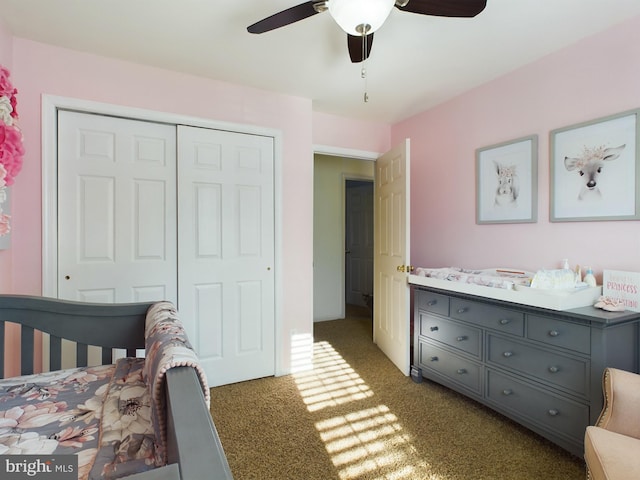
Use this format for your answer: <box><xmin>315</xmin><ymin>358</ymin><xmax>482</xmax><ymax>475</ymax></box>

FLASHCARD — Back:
<box><xmin>361</xmin><ymin>33</ymin><xmax>369</xmax><ymax>103</ymax></box>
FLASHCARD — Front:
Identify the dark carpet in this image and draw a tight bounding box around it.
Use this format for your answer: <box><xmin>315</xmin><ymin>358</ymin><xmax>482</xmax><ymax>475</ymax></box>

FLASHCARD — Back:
<box><xmin>210</xmin><ymin>307</ymin><xmax>585</xmax><ymax>479</ymax></box>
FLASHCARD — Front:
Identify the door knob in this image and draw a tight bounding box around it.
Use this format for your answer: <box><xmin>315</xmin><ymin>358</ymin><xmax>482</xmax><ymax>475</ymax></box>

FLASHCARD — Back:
<box><xmin>396</xmin><ymin>265</ymin><xmax>415</xmax><ymax>273</ymax></box>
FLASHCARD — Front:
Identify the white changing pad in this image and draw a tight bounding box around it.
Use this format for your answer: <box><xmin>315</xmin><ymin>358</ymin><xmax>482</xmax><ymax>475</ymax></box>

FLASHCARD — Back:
<box><xmin>414</xmin><ymin>267</ymin><xmax>533</xmax><ymax>290</ymax></box>
<box><xmin>410</xmin><ymin>266</ymin><xmax>602</xmax><ymax>310</ymax></box>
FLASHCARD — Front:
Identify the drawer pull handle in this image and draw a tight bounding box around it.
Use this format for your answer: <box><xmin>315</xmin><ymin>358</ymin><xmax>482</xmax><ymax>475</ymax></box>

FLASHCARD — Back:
<box><xmin>547</xmin><ymin>409</ymin><xmax>559</xmax><ymax>416</ymax></box>
<box><xmin>548</xmin><ymin>330</ymin><xmax>560</xmax><ymax>337</ymax></box>
<box><xmin>499</xmin><ymin>318</ymin><xmax>510</xmax><ymax>325</ymax></box>
<box><xmin>456</xmin><ymin>336</ymin><xmax>467</xmax><ymax>342</ymax></box>
<box><xmin>430</xmin><ymin>326</ymin><xmax>439</xmax><ymax>332</ymax></box>
<box><xmin>503</xmin><ymin>351</ymin><xmax>513</xmax><ymax>358</ymax></box>
<box><xmin>457</xmin><ymin>308</ymin><xmax>467</xmax><ymax>314</ymax></box>
<box><xmin>427</xmin><ymin>300</ymin><xmax>437</xmax><ymax>306</ymax></box>
<box><xmin>502</xmin><ymin>389</ymin><xmax>513</xmax><ymax>396</ymax></box>
<box><xmin>456</xmin><ymin>368</ymin><xmax>467</xmax><ymax>375</ymax></box>
<box><xmin>430</xmin><ymin>356</ymin><xmax>438</xmax><ymax>362</ymax></box>
<box><xmin>548</xmin><ymin>366</ymin><xmax>559</xmax><ymax>373</ymax></box>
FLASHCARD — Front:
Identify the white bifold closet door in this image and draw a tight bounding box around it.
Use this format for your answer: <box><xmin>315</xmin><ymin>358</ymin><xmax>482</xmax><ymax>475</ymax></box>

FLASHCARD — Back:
<box><xmin>57</xmin><ymin>112</ymin><xmax>275</xmax><ymax>386</ymax></box>
<box><xmin>177</xmin><ymin>125</ymin><xmax>275</xmax><ymax>386</ymax></box>
<box><xmin>57</xmin><ymin>111</ymin><xmax>178</xmax><ymax>304</ymax></box>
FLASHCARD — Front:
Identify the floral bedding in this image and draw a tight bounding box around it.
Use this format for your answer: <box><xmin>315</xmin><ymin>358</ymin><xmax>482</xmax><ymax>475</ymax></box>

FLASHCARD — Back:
<box><xmin>0</xmin><ymin>359</ymin><xmax>156</xmax><ymax>479</ymax></box>
<box><xmin>143</xmin><ymin>301</ymin><xmax>210</xmax><ymax>464</ymax></box>
<box><xmin>0</xmin><ymin>301</ymin><xmax>208</xmax><ymax>480</ymax></box>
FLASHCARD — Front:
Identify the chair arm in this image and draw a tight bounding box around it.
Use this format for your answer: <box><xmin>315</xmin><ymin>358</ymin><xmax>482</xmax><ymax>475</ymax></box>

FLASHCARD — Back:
<box><xmin>596</xmin><ymin>368</ymin><xmax>640</xmax><ymax>439</ymax></box>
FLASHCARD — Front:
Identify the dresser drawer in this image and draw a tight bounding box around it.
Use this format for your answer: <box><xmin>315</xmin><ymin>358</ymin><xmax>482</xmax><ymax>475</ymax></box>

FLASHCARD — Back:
<box><xmin>487</xmin><ymin>335</ymin><xmax>589</xmax><ymax>396</ymax></box>
<box><xmin>527</xmin><ymin>315</ymin><xmax>591</xmax><ymax>355</ymax></box>
<box><xmin>419</xmin><ymin>313</ymin><xmax>481</xmax><ymax>358</ymax></box>
<box><xmin>450</xmin><ymin>298</ymin><xmax>524</xmax><ymax>337</ymax></box>
<box><xmin>418</xmin><ymin>341</ymin><xmax>482</xmax><ymax>394</ymax></box>
<box><xmin>486</xmin><ymin>369</ymin><xmax>589</xmax><ymax>442</ymax></box>
<box><xmin>415</xmin><ymin>290</ymin><xmax>449</xmax><ymax>317</ymax></box>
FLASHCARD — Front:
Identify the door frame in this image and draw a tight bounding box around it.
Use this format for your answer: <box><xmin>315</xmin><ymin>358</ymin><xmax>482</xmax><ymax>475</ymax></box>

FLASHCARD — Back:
<box><xmin>313</xmin><ymin>144</ymin><xmax>378</xmax><ymax>320</ymax></box>
<box><xmin>41</xmin><ymin>94</ymin><xmax>285</xmax><ymax>373</ymax></box>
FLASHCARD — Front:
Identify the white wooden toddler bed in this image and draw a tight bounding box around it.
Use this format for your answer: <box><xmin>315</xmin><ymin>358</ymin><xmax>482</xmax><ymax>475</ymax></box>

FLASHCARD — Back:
<box><xmin>0</xmin><ymin>295</ymin><xmax>233</xmax><ymax>480</ymax></box>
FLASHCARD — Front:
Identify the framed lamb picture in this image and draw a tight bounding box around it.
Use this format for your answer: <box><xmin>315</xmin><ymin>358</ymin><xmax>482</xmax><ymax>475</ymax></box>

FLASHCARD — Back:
<box><xmin>550</xmin><ymin>109</ymin><xmax>640</xmax><ymax>222</ymax></box>
<box><xmin>476</xmin><ymin>135</ymin><xmax>538</xmax><ymax>224</ymax></box>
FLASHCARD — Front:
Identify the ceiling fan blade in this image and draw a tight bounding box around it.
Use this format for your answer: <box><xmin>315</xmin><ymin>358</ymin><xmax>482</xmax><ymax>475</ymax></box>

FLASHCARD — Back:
<box><xmin>348</xmin><ymin>33</ymin><xmax>374</xmax><ymax>63</ymax></box>
<box><xmin>396</xmin><ymin>0</ymin><xmax>487</xmax><ymax>17</ymax></box>
<box><xmin>247</xmin><ymin>1</ymin><xmax>323</xmax><ymax>34</ymax></box>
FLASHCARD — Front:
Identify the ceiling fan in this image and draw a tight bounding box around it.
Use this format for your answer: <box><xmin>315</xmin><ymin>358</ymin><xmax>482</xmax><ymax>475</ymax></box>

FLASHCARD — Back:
<box><xmin>247</xmin><ymin>0</ymin><xmax>487</xmax><ymax>63</ymax></box>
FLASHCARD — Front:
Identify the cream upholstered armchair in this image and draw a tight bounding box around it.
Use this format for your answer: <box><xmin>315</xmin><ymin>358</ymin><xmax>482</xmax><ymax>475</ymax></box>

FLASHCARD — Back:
<box><xmin>585</xmin><ymin>368</ymin><xmax>640</xmax><ymax>479</ymax></box>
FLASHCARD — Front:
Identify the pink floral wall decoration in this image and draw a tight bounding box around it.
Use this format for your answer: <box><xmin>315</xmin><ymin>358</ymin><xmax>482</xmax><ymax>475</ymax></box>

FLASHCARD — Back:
<box><xmin>0</xmin><ymin>65</ymin><xmax>25</xmax><ymax>238</ymax></box>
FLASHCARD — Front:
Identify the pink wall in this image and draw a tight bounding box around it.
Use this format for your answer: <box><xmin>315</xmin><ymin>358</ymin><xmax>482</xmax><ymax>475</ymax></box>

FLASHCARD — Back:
<box><xmin>0</xmin><ymin>19</ymin><xmax>18</xmax><ymax>375</ymax></box>
<box><xmin>313</xmin><ymin>111</ymin><xmax>391</xmax><ymax>153</ymax></box>
<box><xmin>395</xmin><ymin>15</ymin><xmax>640</xmax><ymax>281</ymax></box>
<box><xmin>0</xmin><ymin>19</ymin><xmax>13</xmax><ymax>294</ymax></box>
<box><xmin>7</xmin><ymin>38</ymin><xmax>320</xmax><ymax>376</ymax></box>
<box><xmin>0</xmin><ymin>19</ymin><xmax>11</xmax><ymax>63</ymax></box>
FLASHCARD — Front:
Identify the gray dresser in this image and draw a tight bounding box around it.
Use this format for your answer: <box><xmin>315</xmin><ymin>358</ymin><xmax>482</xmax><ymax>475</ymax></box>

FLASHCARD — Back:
<box><xmin>412</xmin><ymin>286</ymin><xmax>640</xmax><ymax>457</ymax></box>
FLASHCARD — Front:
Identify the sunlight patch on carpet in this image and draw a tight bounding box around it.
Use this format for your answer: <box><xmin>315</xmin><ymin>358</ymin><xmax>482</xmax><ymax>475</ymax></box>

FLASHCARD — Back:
<box><xmin>294</xmin><ymin>340</ymin><xmax>373</xmax><ymax>412</ymax></box>
<box><xmin>294</xmin><ymin>340</ymin><xmax>439</xmax><ymax>480</ymax></box>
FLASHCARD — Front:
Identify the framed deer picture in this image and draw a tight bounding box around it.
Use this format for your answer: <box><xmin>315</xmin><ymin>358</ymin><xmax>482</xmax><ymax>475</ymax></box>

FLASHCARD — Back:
<box><xmin>476</xmin><ymin>135</ymin><xmax>538</xmax><ymax>224</ymax></box>
<box><xmin>551</xmin><ymin>109</ymin><xmax>640</xmax><ymax>222</ymax></box>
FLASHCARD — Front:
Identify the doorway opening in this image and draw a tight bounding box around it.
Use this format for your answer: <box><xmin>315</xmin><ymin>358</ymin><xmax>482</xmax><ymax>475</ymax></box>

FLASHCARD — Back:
<box><xmin>312</xmin><ymin>153</ymin><xmax>374</xmax><ymax>323</ymax></box>
<box><xmin>313</xmin><ymin>140</ymin><xmax>410</xmax><ymax>376</ymax></box>
<box><xmin>345</xmin><ymin>179</ymin><xmax>374</xmax><ymax>320</ymax></box>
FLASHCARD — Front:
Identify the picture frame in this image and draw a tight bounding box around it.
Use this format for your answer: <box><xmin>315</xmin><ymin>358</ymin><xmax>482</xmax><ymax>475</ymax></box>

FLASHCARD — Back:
<box><xmin>550</xmin><ymin>109</ymin><xmax>640</xmax><ymax>222</ymax></box>
<box><xmin>476</xmin><ymin>135</ymin><xmax>538</xmax><ymax>224</ymax></box>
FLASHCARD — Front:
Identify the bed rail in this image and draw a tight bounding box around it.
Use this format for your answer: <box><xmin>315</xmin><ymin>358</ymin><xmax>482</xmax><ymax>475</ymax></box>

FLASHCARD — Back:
<box><xmin>0</xmin><ymin>294</ymin><xmax>152</xmax><ymax>376</ymax></box>
<box><xmin>0</xmin><ymin>294</ymin><xmax>233</xmax><ymax>480</ymax></box>
<box><xmin>166</xmin><ymin>366</ymin><xmax>234</xmax><ymax>480</ymax></box>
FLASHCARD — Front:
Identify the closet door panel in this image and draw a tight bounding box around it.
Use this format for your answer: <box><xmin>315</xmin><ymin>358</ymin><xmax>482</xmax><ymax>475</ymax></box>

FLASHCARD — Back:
<box><xmin>178</xmin><ymin>125</ymin><xmax>275</xmax><ymax>387</ymax></box>
<box><xmin>58</xmin><ymin>111</ymin><xmax>177</xmax><ymax>304</ymax></box>
<box><xmin>194</xmin><ymin>183</ymin><xmax>222</xmax><ymax>257</ymax></box>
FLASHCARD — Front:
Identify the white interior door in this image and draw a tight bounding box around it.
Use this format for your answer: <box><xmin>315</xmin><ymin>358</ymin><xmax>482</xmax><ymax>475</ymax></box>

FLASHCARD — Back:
<box><xmin>373</xmin><ymin>139</ymin><xmax>410</xmax><ymax>375</ymax></box>
<box><xmin>57</xmin><ymin>111</ymin><xmax>177</xmax><ymax>304</ymax></box>
<box><xmin>177</xmin><ymin>125</ymin><xmax>275</xmax><ymax>387</ymax></box>
<box><xmin>345</xmin><ymin>181</ymin><xmax>373</xmax><ymax>306</ymax></box>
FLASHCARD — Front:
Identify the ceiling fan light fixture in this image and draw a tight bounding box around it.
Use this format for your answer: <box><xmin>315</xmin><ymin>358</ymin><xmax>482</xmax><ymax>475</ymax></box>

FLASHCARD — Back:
<box><xmin>328</xmin><ymin>0</ymin><xmax>395</xmax><ymax>36</ymax></box>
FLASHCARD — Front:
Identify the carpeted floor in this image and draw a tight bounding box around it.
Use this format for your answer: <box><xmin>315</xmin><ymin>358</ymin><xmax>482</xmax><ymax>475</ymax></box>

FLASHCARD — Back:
<box><xmin>209</xmin><ymin>306</ymin><xmax>585</xmax><ymax>479</ymax></box>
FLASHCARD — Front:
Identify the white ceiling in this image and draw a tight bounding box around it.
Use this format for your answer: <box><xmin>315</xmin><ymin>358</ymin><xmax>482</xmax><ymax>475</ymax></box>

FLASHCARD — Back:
<box><xmin>1</xmin><ymin>0</ymin><xmax>640</xmax><ymax>124</ymax></box>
